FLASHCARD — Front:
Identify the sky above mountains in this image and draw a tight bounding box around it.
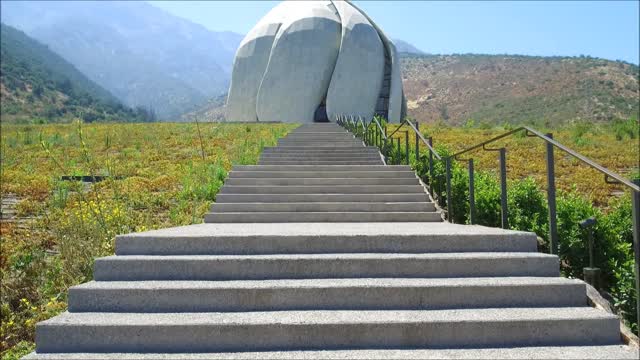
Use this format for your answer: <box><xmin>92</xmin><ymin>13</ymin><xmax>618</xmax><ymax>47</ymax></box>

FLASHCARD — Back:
<box><xmin>149</xmin><ymin>0</ymin><xmax>640</xmax><ymax>64</ymax></box>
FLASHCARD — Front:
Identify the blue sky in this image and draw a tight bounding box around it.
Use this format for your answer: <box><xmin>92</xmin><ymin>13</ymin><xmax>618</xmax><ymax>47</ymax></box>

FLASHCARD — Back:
<box><xmin>149</xmin><ymin>1</ymin><xmax>640</xmax><ymax>64</ymax></box>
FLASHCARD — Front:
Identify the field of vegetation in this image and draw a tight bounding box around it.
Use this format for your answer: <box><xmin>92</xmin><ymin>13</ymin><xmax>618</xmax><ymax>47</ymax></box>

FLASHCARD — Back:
<box><xmin>399</xmin><ymin>118</ymin><xmax>639</xmax><ymax>203</ymax></box>
<box><xmin>0</xmin><ymin>119</ymin><xmax>638</xmax><ymax>358</ymax></box>
<box><xmin>0</xmin><ymin>122</ymin><xmax>295</xmax><ymax>358</ymax></box>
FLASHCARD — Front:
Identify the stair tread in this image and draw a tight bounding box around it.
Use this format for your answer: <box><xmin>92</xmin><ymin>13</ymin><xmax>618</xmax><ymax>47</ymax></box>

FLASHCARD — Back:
<box><xmin>117</xmin><ymin>222</ymin><xmax>535</xmax><ymax>239</ymax></box>
<box><xmin>22</xmin><ymin>346</ymin><xmax>640</xmax><ymax>360</ymax></box>
<box><xmin>75</xmin><ymin>277</ymin><xmax>581</xmax><ymax>290</ymax></box>
<box><xmin>38</xmin><ymin>307</ymin><xmax>616</xmax><ymax>326</ymax></box>
<box><xmin>98</xmin><ymin>252</ymin><xmax>556</xmax><ymax>260</ymax></box>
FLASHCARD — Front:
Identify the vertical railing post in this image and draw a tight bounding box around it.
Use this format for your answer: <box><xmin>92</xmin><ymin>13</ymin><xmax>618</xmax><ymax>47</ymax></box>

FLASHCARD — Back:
<box><xmin>396</xmin><ymin>137</ymin><xmax>401</xmax><ymax>164</ymax></box>
<box><xmin>631</xmin><ymin>183</ymin><xmax>640</xmax><ymax>337</ymax></box>
<box><xmin>428</xmin><ymin>137</ymin><xmax>435</xmax><ymax>197</ymax></box>
<box><xmin>415</xmin><ymin>121</ymin><xmax>420</xmax><ymax>163</ymax></box>
<box><xmin>382</xmin><ymin>133</ymin><xmax>387</xmax><ymax>158</ymax></box>
<box><xmin>446</xmin><ymin>157</ymin><xmax>453</xmax><ymax>223</ymax></box>
<box><xmin>366</xmin><ymin>125</ymin><xmax>370</xmax><ymax>145</ymax></box>
<box><xmin>468</xmin><ymin>158</ymin><xmax>476</xmax><ymax>225</ymax></box>
<box><xmin>404</xmin><ymin>131</ymin><xmax>409</xmax><ymax>165</ymax></box>
<box><xmin>499</xmin><ymin>148</ymin><xmax>508</xmax><ymax>229</ymax></box>
<box><xmin>546</xmin><ymin>133</ymin><xmax>559</xmax><ymax>255</ymax></box>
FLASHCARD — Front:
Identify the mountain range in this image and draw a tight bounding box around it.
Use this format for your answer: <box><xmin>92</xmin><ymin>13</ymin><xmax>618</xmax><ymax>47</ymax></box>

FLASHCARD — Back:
<box><xmin>1</xmin><ymin>1</ymin><xmax>243</xmax><ymax>119</ymax></box>
<box><xmin>1</xmin><ymin>23</ymin><xmax>148</xmax><ymax>123</ymax></box>
<box><xmin>401</xmin><ymin>54</ymin><xmax>639</xmax><ymax>125</ymax></box>
<box><xmin>1</xmin><ymin>1</ymin><xmax>637</xmax><ymax>124</ymax></box>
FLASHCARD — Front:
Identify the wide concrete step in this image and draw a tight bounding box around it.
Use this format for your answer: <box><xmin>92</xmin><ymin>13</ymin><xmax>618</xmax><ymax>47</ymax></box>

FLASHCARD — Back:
<box><xmin>283</xmin><ymin>134</ymin><xmax>356</xmax><ymax>138</ymax></box>
<box><xmin>209</xmin><ymin>202</ymin><xmax>435</xmax><ymax>213</ymax></box>
<box><xmin>35</xmin><ymin>308</ymin><xmax>618</xmax><ymax>353</ymax></box>
<box><xmin>228</xmin><ymin>171</ymin><xmax>417</xmax><ymax>179</ymax></box>
<box><xmin>276</xmin><ymin>142</ymin><xmax>364</xmax><ymax>146</ymax></box>
<box><xmin>278</xmin><ymin>139</ymin><xmax>362</xmax><ymax>144</ymax></box>
<box><xmin>204</xmin><ymin>211</ymin><xmax>441</xmax><ymax>223</ymax></box>
<box><xmin>25</xmin><ymin>346</ymin><xmax>640</xmax><ymax>359</ymax></box>
<box><xmin>68</xmin><ymin>277</ymin><xmax>586</xmax><ymax>313</ymax></box>
<box><xmin>94</xmin><ymin>253</ymin><xmax>559</xmax><ymax>281</ymax></box>
<box><xmin>259</xmin><ymin>154</ymin><xmax>381</xmax><ymax>160</ymax></box>
<box><xmin>260</xmin><ymin>152</ymin><xmax>380</xmax><ymax>157</ymax></box>
<box><xmin>232</xmin><ymin>165</ymin><xmax>410</xmax><ymax>171</ymax></box>
<box><xmin>115</xmin><ymin>223</ymin><xmax>538</xmax><ymax>255</ymax></box>
<box><xmin>215</xmin><ymin>193</ymin><xmax>429</xmax><ymax>203</ymax></box>
<box><xmin>224</xmin><ymin>178</ymin><xmax>419</xmax><ymax>185</ymax></box>
<box><xmin>258</xmin><ymin>160</ymin><xmax>383</xmax><ymax>165</ymax></box>
<box><xmin>219</xmin><ymin>185</ymin><xmax>425</xmax><ymax>194</ymax></box>
<box><xmin>287</xmin><ymin>131</ymin><xmax>350</xmax><ymax>134</ymax></box>
<box><xmin>262</xmin><ymin>146</ymin><xmax>379</xmax><ymax>152</ymax></box>
<box><xmin>265</xmin><ymin>146</ymin><xmax>374</xmax><ymax>151</ymax></box>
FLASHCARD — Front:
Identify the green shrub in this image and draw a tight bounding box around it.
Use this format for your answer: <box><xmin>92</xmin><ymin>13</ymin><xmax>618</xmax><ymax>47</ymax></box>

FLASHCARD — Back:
<box><xmin>508</xmin><ymin>177</ymin><xmax>548</xmax><ymax>240</ymax></box>
<box><xmin>473</xmin><ymin>171</ymin><xmax>502</xmax><ymax>227</ymax></box>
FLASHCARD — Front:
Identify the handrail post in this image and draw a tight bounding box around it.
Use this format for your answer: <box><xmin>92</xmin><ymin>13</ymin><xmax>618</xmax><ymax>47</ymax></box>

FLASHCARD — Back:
<box><xmin>446</xmin><ymin>158</ymin><xmax>453</xmax><ymax>222</ymax></box>
<box><xmin>396</xmin><ymin>137</ymin><xmax>401</xmax><ymax>164</ymax></box>
<box><xmin>546</xmin><ymin>133</ymin><xmax>559</xmax><ymax>255</ymax></box>
<box><xmin>631</xmin><ymin>184</ymin><xmax>640</xmax><ymax>337</ymax></box>
<box><xmin>404</xmin><ymin>131</ymin><xmax>409</xmax><ymax>165</ymax></box>
<box><xmin>415</xmin><ymin>121</ymin><xmax>420</xmax><ymax>163</ymax></box>
<box><xmin>468</xmin><ymin>158</ymin><xmax>476</xmax><ymax>225</ymax></box>
<box><xmin>499</xmin><ymin>148</ymin><xmax>509</xmax><ymax>229</ymax></box>
<box><xmin>382</xmin><ymin>134</ymin><xmax>387</xmax><ymax>158</ymax></box>
<box><xmin>365</xmin><ymin>124</ymin><xmax>369</xmax><ymax>145</ymax></box>
<box><xmin>373</xmin><ymin>125</ymin><xmax>377</xmax><ymax>147</ymax></box>
<box><xmin>428</xmin><ymin>137</ymin><xmax>435</xmax><ymax>196</ymax></box>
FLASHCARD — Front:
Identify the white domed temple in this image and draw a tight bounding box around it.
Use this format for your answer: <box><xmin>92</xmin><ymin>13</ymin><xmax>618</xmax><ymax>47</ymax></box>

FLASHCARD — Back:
<box><xmin>226</xmin><ymin>0</ymin><xmax>406</xmax><ymax>123</ymax></box>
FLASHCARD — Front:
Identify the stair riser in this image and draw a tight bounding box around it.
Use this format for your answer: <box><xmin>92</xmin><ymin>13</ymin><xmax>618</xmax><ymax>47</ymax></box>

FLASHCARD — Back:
<box><xmin>36</xmin><ymin>317</ymin><xmax>617</xmax><ymax>353</ymax></box>
<box><xmin>261</xmin><ymin>153</ymin><xmax>380</xmax><ymax>157</ymax></box>
<box><xmin>224</xmin><ymin>178</ymin><xmax>419</xmax><ymax>185</ymax></box>
<box><xmin>279</xmin><ymin>136</ymin><xmax>357</xmax><ymax>139</ymax></box>
<box><xmin>204</xmin><ymin>212</ymin><xmax>441</xmax><ymax>223</ymax></box>
<box><xmin>265</xmin><ymin>146</ymin><xmax>377</xmax><ymax>150</ymax></box>
<box><xmin>115</xmin><ymin>234</ymin><xmax>538</xmax><ymax>255</ymax></box>
<box><xmin>282</xmin><ymin>135</ymin><xmax>356</xmax><ymax>139</ymax></box>
<box><xmin>229</xmin><ymin>172</ymin><xmax>416</xmax><ymax>179</ymax></box>
<box><xmin>261</xmin><ymin>152</ymin><xmax>379</xmax><ymax>156</ymax></box>
<box><xmin>209</xmin><ymin>203</ymin><xmax>436</xmax><ymax>212</ymax></box>
<box><xmin>215</xmin><ymin>194</ymin><xmax>429</xmax><ymax>203</ymax></box>
<box><xmin>259</xmin><ymin>155</ymin><xmax>381</xmax><ymax>160</ymax></box>
<box><xmin>219</xmin><ymin>185</ymin><xmax>425</xmax><ymax>194</ymax></box>
<box><xmin>277</xmin><ymin>141</ymin><xmax>362</xmax><ymax>144</ymax></box>
<box><xmin>262</xmin><ymin>148</ymin><xmax>379</xmax><ymax>152</ymax></box>
<box><xmin>259</xmin><ymin>161</ymin><xmax>383</xmax><ymax>165</ymax></box>
<box><xmin>233</xmin><ymin>165</ymin><xmax>410</xmax><ymax>171</ymax></box>
<box><xmin>68</xmin><ymin>283</ymin><xmax>586</xmax><ymax>312</ymax></box>
<box><xmin>94</xmin><ymin>257</ymin><xmax>559</xmax><ymax>281</ymax></box>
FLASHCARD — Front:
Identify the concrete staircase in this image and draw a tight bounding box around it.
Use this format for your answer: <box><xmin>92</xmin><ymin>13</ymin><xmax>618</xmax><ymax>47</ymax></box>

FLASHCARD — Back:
<box><xmin>27</xmin><ymin>123</ymin><xmax>638</xmax><ymax>359</ymax></box>
<box><xmin>205</xmin><ymin>123</ymin><xmax>441</xmax><ymax>223</ymax></box>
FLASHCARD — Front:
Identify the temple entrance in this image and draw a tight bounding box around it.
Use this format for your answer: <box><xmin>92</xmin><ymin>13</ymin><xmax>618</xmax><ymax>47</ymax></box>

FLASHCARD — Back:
<box><xmin>314</xmin><ymin>100</ymin><xmax>329</xmax><ymax>122</ymax></box>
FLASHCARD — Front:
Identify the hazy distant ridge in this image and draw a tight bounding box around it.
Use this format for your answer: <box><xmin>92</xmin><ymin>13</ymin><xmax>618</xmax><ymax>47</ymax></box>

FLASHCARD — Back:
<box><xmin>0</xmin><ymin>23</ymin><xmax>146</xmax><ymax>123</ymax></box>
<box><xmin>0</xmin><ymin>1</ymin><xmax>243</xmax><ymax>119</ymax></box>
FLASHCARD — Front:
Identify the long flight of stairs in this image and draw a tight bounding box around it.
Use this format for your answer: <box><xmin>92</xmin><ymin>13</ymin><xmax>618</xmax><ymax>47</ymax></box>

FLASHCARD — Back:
<box><xmin>27</xmin><ymin>124</ymin><xmax>638</xmax><ymax>359</ymax></box>
<box><xmin>205</xmin><ymin>123</ymin><xmax>442</xmax><ymax>223</ymax></box>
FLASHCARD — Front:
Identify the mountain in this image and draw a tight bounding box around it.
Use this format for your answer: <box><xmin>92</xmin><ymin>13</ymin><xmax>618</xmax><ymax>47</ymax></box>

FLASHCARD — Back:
<box><xmin>0</xmin><ymin>23</ymin><xmax>148</xmax><ymax>123</ymax></box>
<box><xmin>393</xmin><ymin>39</ymin><xmax>425</xmax><ymax>55</ymax></box>
<box><xmin>0</xmin><ymin>1</ymin><xmax>243</xmax><ymax>119</ymax></box>
<box><xmin>402</xmin><ymin>54</ymin><xmax>639</xmax><ymax>125</ymax></box>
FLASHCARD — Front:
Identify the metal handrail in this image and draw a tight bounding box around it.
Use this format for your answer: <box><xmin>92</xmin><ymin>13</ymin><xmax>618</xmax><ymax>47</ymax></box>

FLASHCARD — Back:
<box><xmin>386</xmin><ymin>119</ymin><xmax>442</xmax><ymax>161</ymax></box>
<box><xmin>338</xmin><ymin>116</ymin><xmax>640</xmax><ymax>336</ymax></box>
<box><xmin>368</xmin><ymin>117</ymin><xmax>387</xmax><ymax>141</ymax></box>
<box><xmin>442</xmin><ymin>123</ymin><xmax>640</xmax><ymax>337</ymax></box>
<box><xmin>450</xmin><ymin>126</ymin><xmax>639</xmax><ymax>191</ymax></box>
